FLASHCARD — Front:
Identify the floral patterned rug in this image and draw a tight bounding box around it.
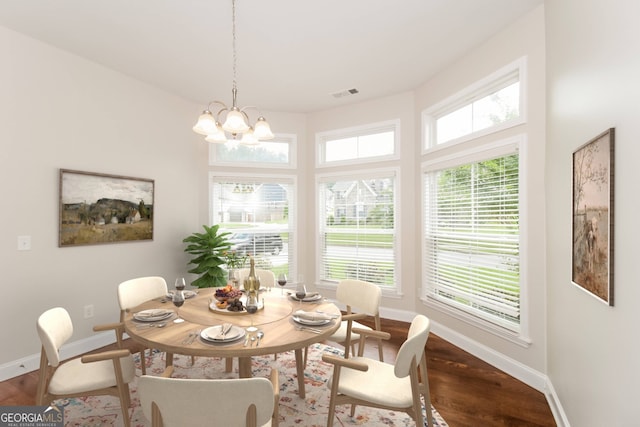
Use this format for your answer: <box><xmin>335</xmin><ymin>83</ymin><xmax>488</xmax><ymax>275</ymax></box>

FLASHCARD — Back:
<box><xmin>56</xmin><ymin>343</ymin><xmax>448</xmax><ymax>426</ymax></box>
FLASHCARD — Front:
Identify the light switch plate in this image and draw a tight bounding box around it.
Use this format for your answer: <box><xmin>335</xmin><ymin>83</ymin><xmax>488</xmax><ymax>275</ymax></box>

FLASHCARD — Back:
<box><xmin>17</xmin><ymin>235</ymin><xmax>31</xmax><ymax>251</ymax></box>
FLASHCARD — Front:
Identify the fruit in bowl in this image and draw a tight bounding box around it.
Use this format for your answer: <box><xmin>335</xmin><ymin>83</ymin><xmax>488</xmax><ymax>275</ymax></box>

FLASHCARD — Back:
<box><xmin>215</xmin><ymin>285</ymin><xmax>242</xmax><ymax>302</ymax></box>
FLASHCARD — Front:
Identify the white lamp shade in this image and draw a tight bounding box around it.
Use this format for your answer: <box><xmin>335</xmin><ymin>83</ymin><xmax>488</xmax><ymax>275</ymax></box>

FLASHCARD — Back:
<box><xmin>239</xmin><ymin>128</ymin><xmax>260</xmax><ymax>145</ymax></box>
<box><xmin>192</xmin><ymin>111</ymin><xmax>218</xmax><ymax>135</ymax></box>
<box><xmin>222</xmin><ymin>108</ymin><xmax>250</xmax><ymax>134</ymax></box>
<box><xmin>253</xmin><ymin>117</ymin><xmax>274</xmax><ymax>140</ymax></box>
<box><xmin>205</xmin><ymin>126</ymin><xmax>228</xmax><ymax>143</ymax></box>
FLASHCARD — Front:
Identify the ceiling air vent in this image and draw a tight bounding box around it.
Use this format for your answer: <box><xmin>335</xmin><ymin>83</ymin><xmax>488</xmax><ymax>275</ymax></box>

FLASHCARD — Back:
<box><xmin>331</xmin><ymin>88</ymin><xmax>359</xmax><ymax>98</ymax></box>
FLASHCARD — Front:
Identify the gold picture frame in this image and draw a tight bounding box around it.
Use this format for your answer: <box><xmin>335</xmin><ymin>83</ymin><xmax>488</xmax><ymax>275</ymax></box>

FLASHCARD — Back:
<box><xmin>571</xmin><ymin>128</ymin><xmax>615</xmax><ymax>305</ymax></box>
<box><xmin>59</xmin><ymin>169</ymin><xmax>154</xmax><ymax>247</ymax></box>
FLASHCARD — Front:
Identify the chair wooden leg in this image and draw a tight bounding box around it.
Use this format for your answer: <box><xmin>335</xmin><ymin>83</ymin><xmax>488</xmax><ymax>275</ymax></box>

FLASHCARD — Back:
<box><xmin>419</xmin><ymin>353</ymin><xmax>433</xmax><ymax>427</ymax></box>
<box><xmin>326</xmin><ymin>364</ymin><xmax>341</xmax><ymax>427</ymax></box>
<box><xmin>409</xmin><ymin>358</ymin><xmax>424</xmax><ymax>427</ymax></box>
<box><xmin>139</xmin><ymin>350</ymin><xmax>147</xmax><ymax>375</ymax></box>
<box><xmin>36</xmin><ymin>349</ymin><xmax>49</xmax><ymax>406</ymax></box>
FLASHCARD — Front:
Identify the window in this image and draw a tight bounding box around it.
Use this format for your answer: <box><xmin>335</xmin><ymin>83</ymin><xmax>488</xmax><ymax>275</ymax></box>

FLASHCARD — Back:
<box><xmin>211</xmin><ymin>174</ymin><xmax>296</xmax><ymax>279</ymax></box>
<box><xmin>421</xmin><ymin>58</ymin><xmax>528</xmax><ymax>336</ymax></box>
<box><xmin>317</xmin><ymin>120</ymin><xmax>399</xmax><ymax>166</ymax></box>
<box><xmin>209</xmin><ymin>135</ymin><xmax>297</xmax><ymax>168</ymax></box>
<box><xmin>423</xmin><ymin>58</ymin><xmax>525</xmax><ymax>150</ymax></box>
<box><xmin>423</xmin><ymin>139</ymin><xmax>521</xmax><ymax>332</ymax></box>
<box><xmin>318</xmin><ymin>169</ymin><xmax>398</xmax><ymax>291</ymax></box>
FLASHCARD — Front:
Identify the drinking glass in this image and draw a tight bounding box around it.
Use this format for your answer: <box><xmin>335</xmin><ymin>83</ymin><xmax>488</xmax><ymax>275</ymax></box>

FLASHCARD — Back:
<box><xmin>172</xmin><ymin>290</ymin><xmax>185</xmax><ymax>323</ymax></box>
<box><xmin>175</xmin><ymin>277</ymin><xmax>186</xmax><ymax>291</ymax></box>
<box><xmin>277</xmin><ymin>273</ymin><xmax>287</xmax><ymax>295</ymax></box>
<box><xmin>295</xmin><ymin>282</ymin><xmax>307</xmax><ymax>310</ymax></box>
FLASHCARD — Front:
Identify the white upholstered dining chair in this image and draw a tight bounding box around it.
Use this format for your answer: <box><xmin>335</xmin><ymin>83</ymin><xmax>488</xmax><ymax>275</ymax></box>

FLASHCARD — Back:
<box><xmin>138</xmin><ymin>366</ymin><xmax>279</xmax><ymax>427</ymax></box>
<box><xmin>117</xmin><ymin>276</ymin><xmax>169</xmax><ymax>373</ymax></box>
<box><xmin>328</xmin><ymin>279</ymin><xmax>384</xmax><ymax>360</ymax></box>
<box><xmin>36</xmin><ymin>307</ymin><xmax>135</xmax><ymax>427</ymax></box>
<box><xmin>322</xmin><ymin>314</ymin><xmax>433</xmax><ymax>427</ymax></box>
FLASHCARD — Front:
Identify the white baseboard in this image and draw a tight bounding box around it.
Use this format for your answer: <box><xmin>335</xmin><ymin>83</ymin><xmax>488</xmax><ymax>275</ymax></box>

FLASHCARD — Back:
<box><xmin>545</xmin><ymin>376</ymin><xmax>571</xmax><ymax>427</ymax></box>
<box><xmin>379</xmin><ymin>306</ymin><xmax>568</xmax><ymax>427</ymax></box>
<box><xmin>0</xmin><ymin>331</ymin><xmax>116</xmax><ymax>382</ymax></box>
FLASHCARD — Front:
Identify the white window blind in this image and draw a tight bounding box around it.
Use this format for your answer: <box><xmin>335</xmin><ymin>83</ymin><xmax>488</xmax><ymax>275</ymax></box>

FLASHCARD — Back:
<box><xmin>318</xmin><ymin>171</ymin><xmax>396</xmax><ymax>288</ymax></box>
<box><xmin>211</xmin><ymin>175</ymin><xmax>296</xmax><ymax>277</ymax></box>
<box><xmin>423</xmin><ymin>152</ymin><xmax>520</xmax><ymax>331</ymax></box>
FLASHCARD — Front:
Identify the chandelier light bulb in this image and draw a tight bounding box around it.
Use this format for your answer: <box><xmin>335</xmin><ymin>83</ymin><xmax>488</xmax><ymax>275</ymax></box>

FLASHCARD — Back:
<box><xmin>253</xmin><ymin>116</ymin><xmax>274</xmax><ymax>140</ymax></box>
<box><xmin>192</xmin><ymin>110</ymin><xmax>218</xmax><ymax>135</ymax></box>
<box><xmin>239</xmin><ymin>127</ymin><xmax>260</xmax><ymax>145</ymax></box>
<box><xmin>222</xmin><ymin>107</ymin><xmax>250</xmax><ymax>134</ymax></box>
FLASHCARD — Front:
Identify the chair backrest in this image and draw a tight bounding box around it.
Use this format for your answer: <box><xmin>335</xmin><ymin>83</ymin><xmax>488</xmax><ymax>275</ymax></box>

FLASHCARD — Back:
<box><xmin>394</xmin><ymin>314</ymin><xmax>430</xmax><ymax>378</ymax></box>
<box><xmin>138</xmin><ymin>375</ymin><xmax>274</xmax><ymax>427</ymax></box>
<box><xmin>237</xmin><ymin>268</ymin><xmax>276</xmax><ymax>288</ymax></box>
<box><xmin>118</xmin><ymin>276</ymin><xmax>168</xmax><ymax>313</ymax></box>
<box><xmin>37</xmin><ymin>307</ymin><xmax>73</xmax><ymax>367</ymax></box>
<box><xmin>336</xmin><ymin>279</ymin><xmax>381</xmax><ymax>315</ymax></box>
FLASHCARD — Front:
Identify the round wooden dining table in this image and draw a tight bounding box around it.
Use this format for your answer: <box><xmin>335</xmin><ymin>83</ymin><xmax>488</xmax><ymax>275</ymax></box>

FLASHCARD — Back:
<box><xmin>123</xmin><ymin>287</ymin><xmax>341</xmax><ymax>398</ymax></box>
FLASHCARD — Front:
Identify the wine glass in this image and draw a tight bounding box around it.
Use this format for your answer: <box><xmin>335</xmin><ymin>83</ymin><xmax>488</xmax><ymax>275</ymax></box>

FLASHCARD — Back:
<box><xmin>246</xmin><ymin>294</ymin><xmax>258</xmax><ymax>314</ymax></box>
<box><xmin>172</xmin><ymin>290</ymin><xmax>185</xmax><ymax>323</ymax></box>
<box><xmin>295</xmin><ymin>282</ymin><xmax>307</xmax><ymax>310</ymax></box>
<box><xmin>175</xmin><ymin>277</ymin><xmax>186</xmax><ymax>291</ymax></box>
<box><xmin>277</xmin><ymin>273</ymin><xmax>287</xmax><ymax>296</ymax></box>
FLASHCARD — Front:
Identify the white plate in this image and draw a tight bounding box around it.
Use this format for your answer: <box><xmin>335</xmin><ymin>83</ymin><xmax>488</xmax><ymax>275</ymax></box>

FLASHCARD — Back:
<box><xmin>200</xmin><ymin>325</ymin><xmax>246</xmax><ymax>342</ymax></box>
<box><xmin>293</xmin><ymin>316</ymin><xmax>331</xmax><ymax>326</ymax></box>
<box><xmin>289</xmin><ymin>293</ymin><xmax>322</xmax><ymax>302</ymax></box>
<box><xmin>133</xmin><ymin>309</ymin><xmax>173</xmax><ymax>322</ymax></box>
<box><xmin>167</xmin><ymin>290</ymin><xmax>197</xmax><ymax>299</ymax></box>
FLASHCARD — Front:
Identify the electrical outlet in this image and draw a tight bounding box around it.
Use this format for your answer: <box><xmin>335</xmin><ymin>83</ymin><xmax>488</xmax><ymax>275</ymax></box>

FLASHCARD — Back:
<box><xmin>84</xmin><ymin>304</ymin><xmax>94</xmax><ymax>319</ymax></box>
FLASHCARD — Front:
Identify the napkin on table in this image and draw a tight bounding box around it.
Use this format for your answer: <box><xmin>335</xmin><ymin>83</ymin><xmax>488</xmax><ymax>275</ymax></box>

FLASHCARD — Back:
<box><xmin>294</xmin><ymin>310</ymin><xmax>334</xmax><ymax>321</ymax></box>
<box><xmin>135</xmin><ymin>309</ymin><xmax>170</xmax><ymax>317</ymax></box>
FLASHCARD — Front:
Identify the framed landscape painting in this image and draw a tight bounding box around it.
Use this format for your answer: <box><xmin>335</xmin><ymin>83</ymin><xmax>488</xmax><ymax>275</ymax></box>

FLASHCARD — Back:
<box><xmin>59</xmin><ymin>169</ymin><xmax>154</xmax><ymax>247</ymax></box>
<box><xmin>571</xmin><ymin>128</ymin><xmax>615</xmax><ymax>305</ymax></box>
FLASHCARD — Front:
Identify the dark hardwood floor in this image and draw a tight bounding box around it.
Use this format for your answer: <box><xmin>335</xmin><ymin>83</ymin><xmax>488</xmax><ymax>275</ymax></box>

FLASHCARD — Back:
<box><xmin>1</xmin><ymin>317</ymin><xmax>556</xmax><ymax>426</ymax></box>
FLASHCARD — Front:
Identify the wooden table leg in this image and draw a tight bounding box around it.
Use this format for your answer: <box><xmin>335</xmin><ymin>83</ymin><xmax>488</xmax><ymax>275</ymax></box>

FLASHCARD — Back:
<box><xmin>165</xmin><ymin>352</ymin><xmax>174</xmax><ymax>367</ymax></box>
<box><xmin>295</xmin><ymin>348</ymin><xmax>306</xmax><ymax>398</ymax></box>
<box><xmin>225</xmin><ymin>357</ymin><xmax>233</xmax><ymax>372</ymax></box>
<box><xmin>238</xmin><ymin>356</ymin><xmax>252</xmax><ymax>378</ymax></box>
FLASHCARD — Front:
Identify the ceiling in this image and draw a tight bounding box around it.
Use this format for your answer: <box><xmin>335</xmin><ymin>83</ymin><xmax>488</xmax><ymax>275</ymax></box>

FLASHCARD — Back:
<box><xmin>0</xmin><ymin>0</ymin><xmax>543</xmax><ymax>114</ymax></box>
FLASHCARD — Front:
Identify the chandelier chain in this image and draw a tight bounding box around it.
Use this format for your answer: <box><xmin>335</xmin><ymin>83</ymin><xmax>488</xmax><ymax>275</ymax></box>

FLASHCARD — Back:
<box><xmin>231</xmin><ymin>0</ymin><xmax>237</xmax><ymax>91</ymax></box>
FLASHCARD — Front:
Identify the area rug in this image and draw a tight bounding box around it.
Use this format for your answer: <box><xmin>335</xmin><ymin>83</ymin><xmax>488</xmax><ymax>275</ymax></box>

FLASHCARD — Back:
<box><xmin>55</xmin><ymin>343</ymin><xmax>448</xmax><ymax>427</ymax></box>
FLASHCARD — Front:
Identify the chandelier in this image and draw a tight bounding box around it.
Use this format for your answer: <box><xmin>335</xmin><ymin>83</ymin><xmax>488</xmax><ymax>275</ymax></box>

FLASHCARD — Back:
<box><xmin>192</xmin><ymin>0</ymin><xmax>273</xmax><ymax>145</ymax></box>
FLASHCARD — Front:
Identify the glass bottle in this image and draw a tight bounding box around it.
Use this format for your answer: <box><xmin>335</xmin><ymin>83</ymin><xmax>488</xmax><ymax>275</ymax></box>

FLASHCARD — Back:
<box><xmin>244</xmin><ymin>256</ymin><xmax>259</xmax><ymax>296</ymax></box>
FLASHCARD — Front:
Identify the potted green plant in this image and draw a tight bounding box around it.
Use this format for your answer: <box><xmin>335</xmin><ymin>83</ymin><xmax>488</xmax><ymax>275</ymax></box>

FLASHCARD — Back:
<box><xmin>182</xmin><ymin>224</ymin><xmax>231</xmax><ymax>288</ymax></box>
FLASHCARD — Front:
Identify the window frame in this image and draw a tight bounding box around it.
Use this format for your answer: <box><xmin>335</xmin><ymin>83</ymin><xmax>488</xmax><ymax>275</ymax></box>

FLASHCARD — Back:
<box><xmin>209</xmin><ymin>133</ymin><xmax>298</xmax><ymax>169</ymax></box>
<box><xmin>316</xmin><ymin>120</ymin><xmax>400</xmax><ymax>168</ymax></box>
<box><xmin>316</xmin><ymin>167</ymin><xmax>401</xmax><ymax>297</ymax></box>
<box><xmin>209</xmin><ymin>171</ymin><xmax>299</xmax><ymax>281</ymax></box>
<box><xmin>422</xmin><ymin>57</ymin><xmax>527</xmax><ymax>154</ymax></box>
<box><xmin>422</xmin><ymin>136</ymin><xmax>526</xmax><ymax>342</ymax></box>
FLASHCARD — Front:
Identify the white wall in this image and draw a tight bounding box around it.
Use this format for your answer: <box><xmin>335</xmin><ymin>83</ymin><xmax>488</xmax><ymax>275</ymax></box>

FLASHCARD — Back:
<box><xmin>546</xmin><ymin>0</ymin><xmax>640</xmax><ymax>425</ymax></box>
<box><xmin>0</xmin><ymin>25</ymin><xmax>206</xmax><ymax>369</ymax></box>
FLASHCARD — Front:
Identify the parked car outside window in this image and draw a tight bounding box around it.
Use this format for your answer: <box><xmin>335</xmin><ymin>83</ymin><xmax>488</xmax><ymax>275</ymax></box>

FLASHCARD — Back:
<box><xmin>228</xmin><ymin>233</ymin><xmax>283</xmax><ymax>256</ymax></box>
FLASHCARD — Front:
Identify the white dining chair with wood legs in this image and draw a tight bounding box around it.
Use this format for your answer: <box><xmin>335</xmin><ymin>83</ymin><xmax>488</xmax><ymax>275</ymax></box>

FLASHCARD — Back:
<box><xmin>322</xmin><ymin>314</ymin><xmax>433</xmax><ymax>427</ymax></box>
<box><xmin>138</xmin><ymin>366</ymin><xmax>279</xmax><ymax>427</ymax></box>
<box><xmin>117</xmin><ymin>276</ymin><xmax>189</xmax><ymax>371</ymax></box>
<box><xmin>36</xmin><ymin>307</ymin><xmax>135</xmax><ymax>427</ymax></box>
